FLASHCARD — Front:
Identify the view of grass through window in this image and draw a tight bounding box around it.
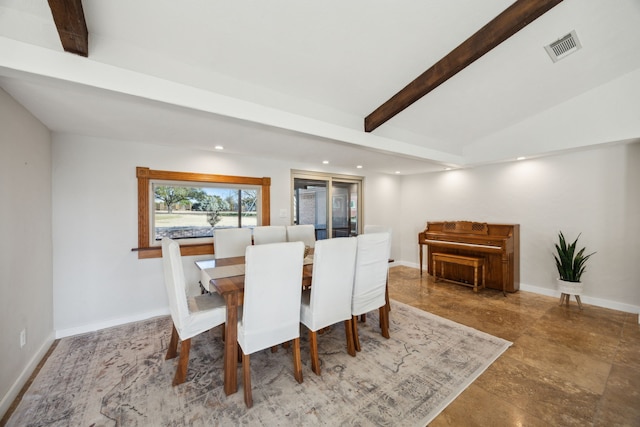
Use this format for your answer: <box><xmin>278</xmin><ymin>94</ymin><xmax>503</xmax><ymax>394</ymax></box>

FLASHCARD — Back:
<box><xmin>153</xmin><ymin>184</ymin><xmax>258</xmax><ymax>241</ymax></box>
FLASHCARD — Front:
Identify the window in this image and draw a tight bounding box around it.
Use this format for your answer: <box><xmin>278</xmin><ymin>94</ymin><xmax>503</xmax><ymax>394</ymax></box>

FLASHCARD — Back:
<box><xmin>152</xmin><ymin>183</ymin><xmax>257</xmax><ymax>240</ymax></box>
<box><xmin>291</xmin><ymin>170</ymin><xmax>363</xmax><ymax>240</ymax></box>
<box><xmin>135</xmin><ymin>167</ymin><xmax>271</xmax><ymax>259</ymax></box>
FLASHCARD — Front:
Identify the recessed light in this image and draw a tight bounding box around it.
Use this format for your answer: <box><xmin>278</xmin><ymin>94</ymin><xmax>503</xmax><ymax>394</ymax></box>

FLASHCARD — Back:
<box><xmin>516</xmin><ymin>156</ymin><xmax>526</xmax><ymax>161</ymax></box>
<box><xmin>214</xmin><ymin>145</ymin><xmax>224</xmax><ymax>150</ymax></box>
<box><xmin>322</xmin><ymin>160</ymin><xmax>329</xmax><ymax>164</ymax></box>
<box><xmin>444</xmin><ymin>167</ymin><xmax>452</xmax><ymax>171</ymax></box>
<box><xmin>356</xmin><ymin>165</ymin><xmax>363</xmax><ymax>169</ymax></box>
<box><xmin>395</xmin><ymin>171</ymin><xmax>400</xmax><ymax>174</ymax></box>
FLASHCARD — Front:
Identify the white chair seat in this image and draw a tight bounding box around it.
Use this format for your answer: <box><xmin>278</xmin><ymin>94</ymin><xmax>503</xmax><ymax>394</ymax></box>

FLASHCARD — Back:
<box><xmin>162</xmin><ymin>237</ymin><xmax>226</xmax><ymax>385</ymax></box>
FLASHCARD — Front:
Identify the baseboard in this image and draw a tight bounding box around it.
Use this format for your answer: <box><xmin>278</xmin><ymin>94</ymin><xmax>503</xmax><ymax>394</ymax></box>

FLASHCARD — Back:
<box><xmin>520</xmin><ymin>283</ymin><xmax>640</xmax><ymax>319</ymax></box>
<box><xmin>397</xmin><ymin>261</ymin><xmax>640</xmax><ymax>321</ymax></box>
<box><xmin>0</xmin><ymin>332</ymin><xmax>55</xmax><ymax>419</ymax></box>
<box><xmin>55</xmin><ymin>308</ymin><xmax>170</xmax><ymax>339</ymax></box>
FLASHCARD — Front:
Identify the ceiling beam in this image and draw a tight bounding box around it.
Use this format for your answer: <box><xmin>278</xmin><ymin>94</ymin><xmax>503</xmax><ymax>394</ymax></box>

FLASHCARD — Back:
<box><xmin>47</xmin><ymin>0</ymin><xmax>88</xmax><ymax>57</ymax></box>
<box><xmin>364</xmin><ymin>0</ymin><xmax>564</xmax><ymax>133</ymax></box>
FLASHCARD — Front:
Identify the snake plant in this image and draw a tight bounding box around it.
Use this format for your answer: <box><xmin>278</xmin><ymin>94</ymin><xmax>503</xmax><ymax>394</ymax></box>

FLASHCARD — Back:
<box><xmin>554</xmin><ymin>231</ymin><xmax>595</xmax><ymax>282</ymax></box>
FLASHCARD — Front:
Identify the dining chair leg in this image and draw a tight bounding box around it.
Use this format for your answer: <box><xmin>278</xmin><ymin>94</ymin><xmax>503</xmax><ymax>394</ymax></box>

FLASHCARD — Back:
<box><xmin>271</xmin><ymin>345</ymin><xmax>278</xmax><ymax>353</ymax></box>
<box><xmin>360</xmin><ymin>314</ymin><xmax>366</xmax><ymax>323</ymax></box>
<box><xmin>379</xmin><ymin>306</ymin><xmax>390</xmax><ymax>339</ymax></box>
<box><xmin>385</xmin><ymin>279</ymin><xmax>391</xmax><ymax>312</ymax></box>
<box><xmin>173</xmin><ymin>338</ymin><xmax>191</xmax><ymax>386</ymax></box>
<box><xmin>344</xmin><ymin>319</ymin><xmax>356</xmax><ymax>357</ymax></box>
<box><xmin>352</xmin><ymin>315</ymin><xmax>361</xmax><ymax>352</ymax></box>
<box><xmin>242</xmin><ymin>351</ymin><xmax>253</xmax><ymax>408</ymax></box>
<box><xmin>292</xmin><ymin>337</ymin><xmax>303</xmax><ymax>383</ymax></box>
<box><xmin>166</xmin><ymin>324</ymin><xmax>179</xmax><ymax>360</ymax></box>
<box><xmin>308</xmin><ymin>330</ymin><xmax>320</xmax><ymax>375</ymax></box>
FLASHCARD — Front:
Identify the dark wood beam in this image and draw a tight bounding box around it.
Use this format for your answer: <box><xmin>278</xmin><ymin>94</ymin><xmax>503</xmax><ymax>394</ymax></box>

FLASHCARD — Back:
<box><xmin>364</xmin><ymin>0</ymin><xmax>564</xmax><ymax>132</ymax></box>
<box><xmin>47</xmin><ymin>0</ymin><xmax>88</xmax><ymax>57</ymax></box>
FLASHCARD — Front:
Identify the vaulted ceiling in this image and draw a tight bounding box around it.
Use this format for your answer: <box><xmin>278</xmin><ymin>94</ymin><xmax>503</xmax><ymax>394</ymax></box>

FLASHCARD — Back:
<box><xmin>1</xmin><ymin>0</ymin><xmax>639</xmax><ymax>174</ymax></box>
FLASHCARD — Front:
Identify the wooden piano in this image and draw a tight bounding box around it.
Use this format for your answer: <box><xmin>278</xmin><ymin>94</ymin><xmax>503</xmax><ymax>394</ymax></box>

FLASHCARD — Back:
<box><xmin>419</xmin><ymin>221</ymin><xmax>520</xmax><ymax>293</ymax></box>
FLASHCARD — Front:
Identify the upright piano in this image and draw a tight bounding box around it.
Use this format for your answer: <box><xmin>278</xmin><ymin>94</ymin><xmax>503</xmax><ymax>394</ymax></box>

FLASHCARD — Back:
<box><xmin>419</xmin><ymin>221</ymin><xmax>520</xmax><ymax>293</ymax></box>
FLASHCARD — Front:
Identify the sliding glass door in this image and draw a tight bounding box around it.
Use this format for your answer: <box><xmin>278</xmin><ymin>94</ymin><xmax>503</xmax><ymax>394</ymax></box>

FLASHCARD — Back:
<box><xmin>291</xmin><ymin>171</ymin><xmax>363</xmax><ymax>240</ymax></box>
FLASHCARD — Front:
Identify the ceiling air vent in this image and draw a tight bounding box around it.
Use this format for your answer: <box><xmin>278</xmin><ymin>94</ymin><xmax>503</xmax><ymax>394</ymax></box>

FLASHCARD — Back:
<box><xmin>544</xmin><ymin>30</ymin><xmax>581</xmax><ymax>63</ymax></box>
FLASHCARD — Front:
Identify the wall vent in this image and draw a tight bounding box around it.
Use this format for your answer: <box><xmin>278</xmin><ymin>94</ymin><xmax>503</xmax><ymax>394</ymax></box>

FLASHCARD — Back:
<box><xmin>545</xmin><ymin>30</ymin><xmax>581</xmax><ymax>63</ymax></box>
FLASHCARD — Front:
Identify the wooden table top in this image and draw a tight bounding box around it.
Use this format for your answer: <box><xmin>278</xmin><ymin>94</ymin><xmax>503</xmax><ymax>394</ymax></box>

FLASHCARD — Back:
<box><xmin>210</xmin><ymin>262</ymin><xmax>313</xmax><ymax>295</ymax></box>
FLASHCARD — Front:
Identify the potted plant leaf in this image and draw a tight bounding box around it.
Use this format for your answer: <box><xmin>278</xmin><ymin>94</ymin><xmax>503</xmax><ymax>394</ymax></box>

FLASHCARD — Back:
<box><xmin>554</xmin><ymin>231</ymin><xmax>595</xmax><ymax>309</ymax></box>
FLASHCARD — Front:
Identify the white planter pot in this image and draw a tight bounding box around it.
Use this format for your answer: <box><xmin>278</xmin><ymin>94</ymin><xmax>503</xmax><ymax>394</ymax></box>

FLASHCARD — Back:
<box><xmin>557</xmin><ymin>278</ymin><xmax>584</xmax><ymax>295</ymax></box>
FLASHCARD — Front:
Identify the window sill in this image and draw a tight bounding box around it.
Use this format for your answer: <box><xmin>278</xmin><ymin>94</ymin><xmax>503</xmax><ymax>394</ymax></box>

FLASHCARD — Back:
<box><xmin>132</xmin><ymin>243</ymin><xmax>214</xmax><ymax>259</ymax></box>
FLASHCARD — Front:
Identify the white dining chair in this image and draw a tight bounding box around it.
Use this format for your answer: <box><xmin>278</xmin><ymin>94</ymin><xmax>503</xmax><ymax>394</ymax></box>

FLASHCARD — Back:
<box><xmin>161</xmin><ymin>237</ymin><xmax>227</xmax><ymax>385</ymax></box>
<box><xmin>237</xmin><ymin>241</ymin><xmax>305</xmax><ymax>408</ymax></box>
<box><xmin>252</xmin><ymin>225</ymin><xmax>287</xmax><ymax>245</ymax></box>
<box><xmin>300</xmin><ymin>236</ymin><xmax>357</xmax><ymax>375</ymax></box>
<box><xmin>364</xmin><ymin>224</ymin><xmax>392</xmax><ymax>313</ymax></box>
<box><xmin>213</xmin><ymin>227</ymin><xmax>253</xmax><ymax>259</ymax></box>
<box><xmin>202</xmin><ymin>227</ymin><xmax>252</xmax><ymax>292</ymax></box>
<box><xmin>286</xmin><ymin>224</ymin><xmax>316</xmax><ymax>248</ymax></box>
<box><xmin>351</xmin><ymin>232</ymin><xmax>391</xmax><ymax>351</ymax></box>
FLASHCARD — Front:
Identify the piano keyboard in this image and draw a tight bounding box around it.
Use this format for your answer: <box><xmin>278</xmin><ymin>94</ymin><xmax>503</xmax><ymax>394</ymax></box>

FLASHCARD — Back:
<box><xmin>423</xmin><ymin>239</ymin><xmax>502</xmax><ymax>251</ymax></box>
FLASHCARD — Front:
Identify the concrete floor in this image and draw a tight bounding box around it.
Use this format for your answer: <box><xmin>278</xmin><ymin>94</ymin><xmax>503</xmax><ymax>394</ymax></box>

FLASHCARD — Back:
<box><xmin>387</xmin><ymin>266</ymin><xmax>640</xmax><ymax>426</ymax></box>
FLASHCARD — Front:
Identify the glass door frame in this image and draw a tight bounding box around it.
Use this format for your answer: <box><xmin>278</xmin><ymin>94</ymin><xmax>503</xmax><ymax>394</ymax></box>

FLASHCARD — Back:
<box><xmin>290</xmin><ymin>169</ymin><xmax>364</xmax><ymax>239</ymax></box>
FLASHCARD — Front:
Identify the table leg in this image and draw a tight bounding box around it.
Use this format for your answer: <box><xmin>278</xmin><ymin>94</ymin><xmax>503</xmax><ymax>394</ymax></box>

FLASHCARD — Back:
<box><xmin>222</xmin><ymin>292</ymin><xmax>239</xmax><ymax>395</ymax></box>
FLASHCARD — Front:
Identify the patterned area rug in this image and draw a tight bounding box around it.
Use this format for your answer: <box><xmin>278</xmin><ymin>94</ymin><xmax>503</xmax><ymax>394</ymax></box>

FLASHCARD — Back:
<box><xmin>6</xmin><ymin>301</ymin><xmax>511</xmax><ymax>426</ymax></box>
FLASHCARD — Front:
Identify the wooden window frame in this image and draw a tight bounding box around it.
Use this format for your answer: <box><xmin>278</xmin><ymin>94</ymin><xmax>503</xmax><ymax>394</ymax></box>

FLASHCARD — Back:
<box><xmin>134</xmin><ymin>166</ymin><xmax>271</xmax><ymax>259</ymax></box>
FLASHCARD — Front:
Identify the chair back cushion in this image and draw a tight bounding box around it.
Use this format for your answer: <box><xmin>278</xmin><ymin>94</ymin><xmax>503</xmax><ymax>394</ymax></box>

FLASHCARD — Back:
<box><xmin>161</xmin><ymin>238</ymin><xmax>191</xmax><ymax>332</ymax></box>
<box><xmin>301</xmin><ymin>237</ymin><xmax>357</xmax><ymax>331</ymax></box>
<box><xmin>352</xmin><ymin>232</ymin><xmax>391</xmax><ymax>316</ymax></box>
<box><xmin>239</xmin><ymin>241</ymin><xmax>304</xmax><ymax>354</ymax></box>
<box><xmin>364</xmin><ymin>225</ymin><xmax>392</xmax><ymax>258</ymax></box>
<box><xmin>252</xmin><ymin>225</ymin><xmax>287</xmax><ymax>245</ymax></box>
<box><xmin>213</xmin><ymin>227</ymin><xmax>252</xmax><ymax>259</ymax></box>
<box><xmin>286</xmin><ymin>224</ymin><xmax>316</xmax><ymax>248</ymax></box>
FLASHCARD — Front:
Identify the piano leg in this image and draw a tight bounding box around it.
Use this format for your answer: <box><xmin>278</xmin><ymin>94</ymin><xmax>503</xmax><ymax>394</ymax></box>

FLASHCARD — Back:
<box><xmin>501</xmin><ymin>257</ymin><xmax>508</xmax><ymax>296</ymax></box>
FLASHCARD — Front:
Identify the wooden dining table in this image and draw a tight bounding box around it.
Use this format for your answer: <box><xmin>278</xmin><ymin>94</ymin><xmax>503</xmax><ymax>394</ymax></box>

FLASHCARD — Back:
<box><xmin>202</xmin><ymin>255</ymin><xmax>313</xmax><ymax>396</ymax></box>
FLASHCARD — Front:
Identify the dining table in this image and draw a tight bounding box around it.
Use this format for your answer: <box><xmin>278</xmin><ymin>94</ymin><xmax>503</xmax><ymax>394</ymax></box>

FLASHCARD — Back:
<box><xmin>197</xmin><ymin>254</ymin><xmax>314</xmax><ymax>396</ymax></box>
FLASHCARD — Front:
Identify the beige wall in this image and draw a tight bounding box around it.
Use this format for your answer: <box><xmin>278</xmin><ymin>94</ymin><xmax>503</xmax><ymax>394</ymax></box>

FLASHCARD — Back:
<box><xmin>0</xmin><ymin>88</ymin><xmax>54</xmax><ymax>416</ymax></box>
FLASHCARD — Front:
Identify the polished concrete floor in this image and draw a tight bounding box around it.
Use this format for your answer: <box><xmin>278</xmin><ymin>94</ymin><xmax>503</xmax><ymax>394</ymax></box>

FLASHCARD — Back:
<box><xmin>388</xmin><ymin>266</ymin><xmax>640</xmax><ymax>427</ymax></box>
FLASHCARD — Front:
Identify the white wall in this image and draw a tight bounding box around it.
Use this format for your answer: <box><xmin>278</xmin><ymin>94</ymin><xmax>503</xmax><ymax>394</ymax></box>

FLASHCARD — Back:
<box><xmin>362</xmin><ymin>173</ymin><xmax>402</xmax><ymax>259</ymax></box>
<box><xmin>400</xmin><ymin>143</ymin><xmax>640</xmax><ymax>313</ymax></box>
<box><xmin>0</xmin><ymin>89</ymin><xmax>54</xmax><ymax>415</ymax></box>
<box><xmin>51</xmin><ymin>134</ymin><xmax>400</xmax><ymax>336</ymax></box>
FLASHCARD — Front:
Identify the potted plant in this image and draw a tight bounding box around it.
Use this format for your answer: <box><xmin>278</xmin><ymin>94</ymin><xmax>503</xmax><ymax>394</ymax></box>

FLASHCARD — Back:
<box><xmin>554</xmin><ymin>231</ymin><xmax>595</xmax><ymax>308</ymax></box>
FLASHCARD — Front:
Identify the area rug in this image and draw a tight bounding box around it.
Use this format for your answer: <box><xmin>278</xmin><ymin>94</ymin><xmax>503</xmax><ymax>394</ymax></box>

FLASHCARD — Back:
<box><xmin>6</xmin><ymin>300</ymin><xmax>511</xmax><ymax>426</ymax></box>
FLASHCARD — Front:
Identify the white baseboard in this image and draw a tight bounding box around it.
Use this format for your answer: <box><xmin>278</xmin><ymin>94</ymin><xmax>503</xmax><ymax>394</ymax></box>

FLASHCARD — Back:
<box><xmin>55</xmin><ymin>308</ymin><xmax>170</xmax><ymax>339</ymax></box>
<box><xmin>396</xmin><ymin>261</ymin><xmax>640</xmax><ymax>321</ymax></box>
<box><xmin>0</xmin><ymin>332</ymin><xmax>55</xmax><ymax>419</ymax></box>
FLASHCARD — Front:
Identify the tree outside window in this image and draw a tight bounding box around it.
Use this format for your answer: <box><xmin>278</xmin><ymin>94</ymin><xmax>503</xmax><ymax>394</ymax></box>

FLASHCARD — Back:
<box><xmin>153</xmin><ymin>184</ymin><xmax>257</xmax><ymax>241</ymax></box>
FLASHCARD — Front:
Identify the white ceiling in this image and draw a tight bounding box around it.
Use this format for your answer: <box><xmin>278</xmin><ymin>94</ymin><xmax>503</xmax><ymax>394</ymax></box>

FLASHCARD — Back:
<box><xmin>1</xmin><ymin>0</ymin><xmax>639</xmax><ymax>175</ymax></box>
